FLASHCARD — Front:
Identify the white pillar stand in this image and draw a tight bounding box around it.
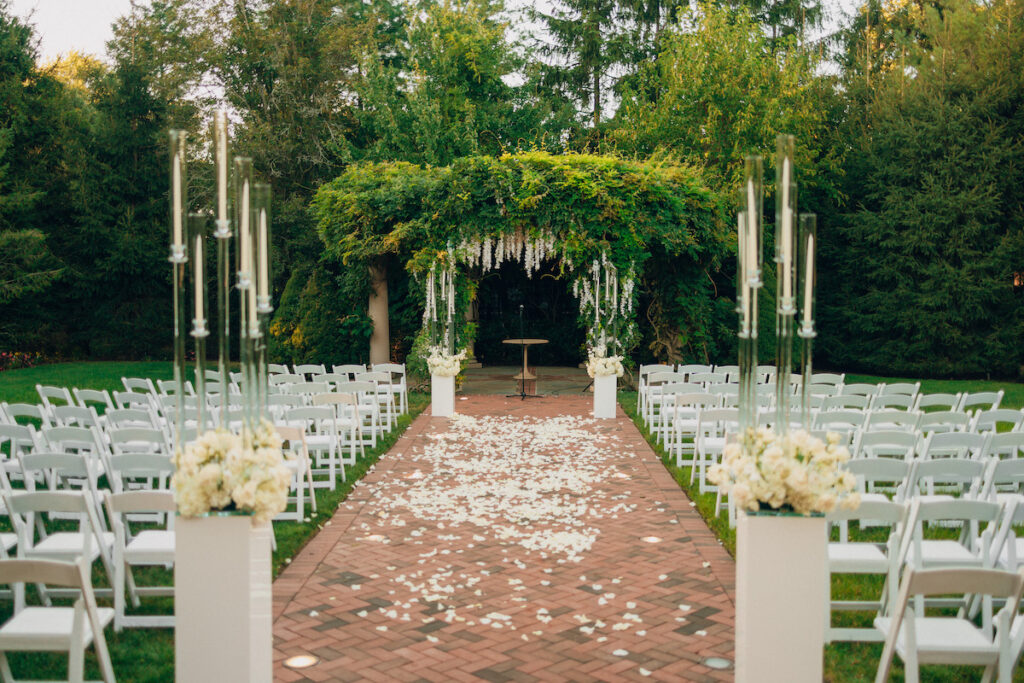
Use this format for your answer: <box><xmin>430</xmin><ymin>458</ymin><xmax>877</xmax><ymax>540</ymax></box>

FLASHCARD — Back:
<box><xmin>175</xmin><ymin>515</ymin><xmax>272</xmax><ymax>683</ymax></box>
<box><xmin>593</xmin><ymin>374</ymin><xmax>616</xmax><ymax>419</ymax></box>
<box><xmin>431</xmin><ymin>374</ymin><xmax>455</xmax><ymax>417</ymax></box>
<box><xmin>736</xmin><ymin>511</ymin><xmax>827</xmax><ymax>682</ymax></box>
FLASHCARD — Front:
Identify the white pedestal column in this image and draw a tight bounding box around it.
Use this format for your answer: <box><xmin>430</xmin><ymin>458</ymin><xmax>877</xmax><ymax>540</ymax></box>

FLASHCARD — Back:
<box><xmin>736</xmin><ymin>511</ymin><xmax>827</xmax><ymax>682</ymax></box>
<box><xmin>175</xmin><ymin>515</ymin><xmax>272</xmax><ymax>683</ymax></box>
<box><xmin>431</xmin><ymin>374</ymin><xmax>455</xmax><ymax>417</ymax></box>
<box><xmin>593</xmin><ymin>374</ymin><xmax>616</xmax><ymax>419</ymax></box>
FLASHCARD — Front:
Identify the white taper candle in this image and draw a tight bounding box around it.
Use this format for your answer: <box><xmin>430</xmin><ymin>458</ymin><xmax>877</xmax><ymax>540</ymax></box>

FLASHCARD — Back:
<box><xmin>172</xmin><ymin>154</ymin><xmax>183</xmax><ymax>248</ymax></box>
<box><xmin>803</xmin><ymin>232</ymin><xmax>814</xmax><ymax>327</ymax></box>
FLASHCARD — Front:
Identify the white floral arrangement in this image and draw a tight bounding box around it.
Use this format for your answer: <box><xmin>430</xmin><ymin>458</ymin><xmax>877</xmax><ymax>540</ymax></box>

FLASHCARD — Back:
<box><xmin>427</xmin><ymin>347</ymin><xmax>467</xmax><ymax>377</ymax></box>
<box><xmin>172</xmin><ymin>420</ymin><xmax>291</xmax><ymax>524</ymax></box>
<box><xmin>708</xmin><ymin>427</ymin><xmax>860</xmax><ymax>516</ymax></box>
<box><xmin>586</xmin><ymin>347</ymin><xmax>624</xmax><ymax>378</ymax></box>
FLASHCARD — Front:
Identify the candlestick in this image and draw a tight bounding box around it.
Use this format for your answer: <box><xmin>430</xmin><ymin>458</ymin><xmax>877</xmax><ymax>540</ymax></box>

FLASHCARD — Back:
<box><xmin>167</xmin><ymin>130</ymin><xmax>188</xmax><ymax>455</ymax></box>
<box><xmin>168</xmin><ymin>130</ymin><xmax>187</xmax><ymax>256</ymax></box>
<box><xmin>189</xmin><ymin>214</ymin><xmax>209</xmax><ymax>433</ymax></box>
<box><xmin>774</xmin><ymin>135</ymin><xmax>796</xmax><ymax>434</ymax></box>
<box><xmin>233</xmin><ymin>157</ymin><xmax>255</xmax><ymax>437</ymax></box>
<box><xmin>214</xmin><ymin>111</ymin><xmax>228</xmax><ymax>223</ymax></box>
<box><xmin>797</xmin><ymin>213</ymin><xmax>818</xmax><ymax>429</ymax></box>
<box><xmin>803</xmin><ymin>232</ymin><xmax>815</xmax><ymax>328</ymax></box>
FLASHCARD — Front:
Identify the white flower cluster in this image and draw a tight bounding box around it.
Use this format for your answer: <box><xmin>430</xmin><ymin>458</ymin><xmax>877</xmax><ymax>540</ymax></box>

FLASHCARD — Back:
<box><xmin>426</xmin><ymin>347</ymin><xmax>467</xmax><ymax>377</ymax></box>
<box><xmin>586</xmin><ymin>348</ymin><xmax>624</xmax><ymax>378</ymax></box>
<box><xmin>708</xmin><ymin>428</ymin><xmax>861</xmax><ymax>516</ymax></box>
<box><xmin>458</xmin><ymin>229</ymin><xmax>557</xmax><ymax>277</ymax></box>
<box><xmin>172</xmin><ymin>421</ymin><xmax>291</xmax><ymax>524</ymax></box>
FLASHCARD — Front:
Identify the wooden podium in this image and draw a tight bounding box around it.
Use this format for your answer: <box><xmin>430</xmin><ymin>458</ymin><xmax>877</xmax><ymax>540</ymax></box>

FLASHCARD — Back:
<box><xmin>502</xmin><ymin>338</ymin><xmax>548</xmax><ymax>396</ymax></box>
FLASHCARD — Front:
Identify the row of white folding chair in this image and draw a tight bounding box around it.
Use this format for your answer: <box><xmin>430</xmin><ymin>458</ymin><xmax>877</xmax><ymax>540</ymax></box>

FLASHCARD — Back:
<box><xmin>826</xmin><ymin>498</ymin><xmax>1024</xmax><ymax>682</ymax></box>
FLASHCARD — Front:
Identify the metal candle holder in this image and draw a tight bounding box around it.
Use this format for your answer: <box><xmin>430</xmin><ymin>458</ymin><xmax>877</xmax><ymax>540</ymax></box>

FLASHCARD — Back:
<box><xmin>234</xmin><ymin>157</ymin><xmax>256</xmax><ymax>439</ymax></box>
<box><xmin>213</xmin><ymin>112</ymin><xmax>231</xmax><ymax>429</ymax></box>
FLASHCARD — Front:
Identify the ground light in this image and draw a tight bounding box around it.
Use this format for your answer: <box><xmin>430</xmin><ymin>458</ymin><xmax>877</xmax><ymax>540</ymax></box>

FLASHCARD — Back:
<box><xmin>702</xmin><ymin>657</ymin><xmax>733</xmax><ymax>670</ymax></box>
<box><xmin>283</xmin><ymin>654</ymin><xmax>320</xmax><ymax>670</ymax></box>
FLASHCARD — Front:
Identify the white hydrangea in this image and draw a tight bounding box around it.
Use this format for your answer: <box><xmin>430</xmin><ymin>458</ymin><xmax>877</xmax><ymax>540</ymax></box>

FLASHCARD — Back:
<box><xmin>586</xmin><ymin>347</ymin><xmax>624</xmax><ymax>378</ymax></box>
<box><xmin>708</xmin><ymin>427</ymin><xmax>860</xmax><ymax>516</ymax></box>
<box><xmin>172</xmin><ymin>420</ymin><xmax>290</xmax><ymax>524</ymax></box>
<box><xmin>427</xmin><ymin>347</ymin><xmax>467</xmax><ymax>377</ymax></box>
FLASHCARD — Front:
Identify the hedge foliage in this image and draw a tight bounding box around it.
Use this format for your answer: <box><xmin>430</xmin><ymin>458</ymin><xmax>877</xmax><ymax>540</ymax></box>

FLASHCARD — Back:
<box><xmin>286</xmin><ymin>152</ymin><xmax>732</xmax><ymax>368</ymax></box>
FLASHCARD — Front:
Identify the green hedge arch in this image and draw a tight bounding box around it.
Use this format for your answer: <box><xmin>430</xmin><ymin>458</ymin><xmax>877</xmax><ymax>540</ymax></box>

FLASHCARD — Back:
<box><xmin>277</xmin><ymin>151</ymin><xmax>733</xmax><ymax>370</ymax></box>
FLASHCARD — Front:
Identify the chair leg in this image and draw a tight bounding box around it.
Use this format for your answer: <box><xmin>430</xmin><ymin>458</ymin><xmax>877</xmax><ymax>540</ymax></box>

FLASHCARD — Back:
<box><xmin>126</xmin><ymin>565</ymin><xmax>141</xmax><ymax>608</ymax></box>
<box><xmin>0</xmin><ymin>652</ymin><xmax>13</xmax><ymax>683</ymax></box>
<box><xmin>69</xmin><ymin>639</ymin><xmax>85</xmax><ymax>683</ymax></box>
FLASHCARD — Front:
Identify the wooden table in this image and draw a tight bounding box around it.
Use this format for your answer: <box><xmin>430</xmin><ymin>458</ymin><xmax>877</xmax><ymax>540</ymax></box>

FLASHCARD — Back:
<box><xmin>502</xmin><ymin>338</ymin><xmax>549</xmax><ymax>382</ymax></box>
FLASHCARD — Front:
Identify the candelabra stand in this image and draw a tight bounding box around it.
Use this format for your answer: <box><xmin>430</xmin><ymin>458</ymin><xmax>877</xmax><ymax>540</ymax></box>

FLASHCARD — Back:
<box><xmin>254</xmin><ymin>183</ymin><xmax>272</xmax><ymax>419</ymax></box>
<box><xmin>189</xmin><ymin>214</ymin><xmax>210</xmax><ymax>433</ymax></box>
<box><xmin>774</xmin><ymin>135</ymin><xmax>797</xmax><ymax>435</ymax></box>
<box><xmin>215</xmin><ymin>217</ymin><xmax>231</xmax><ymax>427</ymax></box>
<box><xmin>235</xmin><ymin>157</ymin><xmax>256</xmax><ymax>439</ymax></box>
<box><xmin>168</xmin><ymin>129</ymin><xmax>188</xmax><ymax>453</ymax></box>
<box><xmin>737</xmin><ymin>156</ymin><xmax>764</xmax><ymax>436</ymax></box>
<box><xmin>797</xmin><ymin>213</ymin><xmax>817</xmax><ymax>429</ymax></box>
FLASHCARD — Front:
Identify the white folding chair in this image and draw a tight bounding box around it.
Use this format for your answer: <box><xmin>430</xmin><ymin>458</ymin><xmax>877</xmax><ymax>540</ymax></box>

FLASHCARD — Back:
<box><xmin>822</xmin><ymin>394</ymin><xmax>869</xmax><ymax>412</ymax></box>
<box><xmin>857</xmin><ymin>430</ymin><xmax>917</xmax><ymax>461</ymax></box>
<box><xmin>874</xmin><ymin>567</ymin><xmax>1024</xmax><ymax>683</ymax></box>
<box><xmin>107</xmin><ymin>453</ymin><xmax>174</xmax><ymax>494</ymax></box>
<box><xmin>0</xmin><ymin>558</ymin><xmax>116</xmax><ymax>683</ymax></box>
<box><xmin>987</xmin><ymin>432</ymin><xmax>1024</xmax><ymax>461</ymax></box>
<box><xmin>274</xmin><ymin>426</ymin><xmax>316</xmax><ymax>523</ymax></box>
<box><xmin>293</xmin><ymin>364</ymin><xmax>327</xmax><ymax>381</ymax></box>
<box><xmin>285</xmin><ymin>407</ymin><xmax>337</xmax><ymax>493</ymax></box>
<box><xmin>2</xmin><ymin>403</ymin><xmax>51</xmax><ymax>430</ymax></box>
<box><xmin>373</xmin><ymin>363</ymin><xmax>409</xmax><ymax>414</ymax></box>
<box><xmin>691</xmin><ymin>408</ymin><xmax>738</xmax><ymax>493</ymax></box>
<box><xmin>121</xmin><ymin>377</ymin><xmax>156</xmax><ymax>395</ymax></box>
<box><xmin>865</xmin><ymin>409</ymin><xmax>920</xmax><ymax>432</ymax></box>
<box><xmin>913</xmin><ymin>392</ymin><xmax>963</xmax><ymax>413</ymax></box>
<box><xmin>72</xmin><ymin>389</ymin><xmax>115</xmax><ymax>415</ymax></box>
<box><xmin>104</xmin><ymin>490</ymin><xmax>175</xmax><ymax>631</ymax></box>
<box><xmin>36</xmin><ymin>385</ymin><xmax>73</xmax><ymax>418</ymax></box>
<box><xmin>311</xmin><ymin>393</ymin><xmax>363</xmax><ymax>480</ymax></box>
<box><xmin>4</xmin><ymin>490</ymin><xmax>115</xmax><ymax>611</ymax></box>
<box><xmin>974</xmin><ymin>409</ymin><xmax>1024</xmax><ymax>435</ymax></box>
<box><xmin>960</xmin><ymin>391</ymin><xmax>1005</xmax><ymax>415</ymax></box>
<box><xmin>826</xmin><ymin>500</ymin><xmax>908</xmax><ymax>643</ymax></box>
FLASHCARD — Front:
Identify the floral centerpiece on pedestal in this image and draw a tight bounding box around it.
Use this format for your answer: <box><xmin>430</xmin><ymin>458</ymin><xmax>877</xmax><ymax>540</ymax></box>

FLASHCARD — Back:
<box><xmin>585</xmin><ymin>347</ymin><xmax>624</xmax><ymax>378</ymax></box>
<box><xmin>709</xmin><ymin>427</ymin><xmax>860</xmax><ymax>515</ymax></box>
<box><xmin>426</xmin><ymin>346</ymin><xmax>467</xmax><ymax>377</ymax></box>
<box><xmin>172</xmin><ymin>420</ymin><xmax>291</xmax><ymax>524</ymax></box>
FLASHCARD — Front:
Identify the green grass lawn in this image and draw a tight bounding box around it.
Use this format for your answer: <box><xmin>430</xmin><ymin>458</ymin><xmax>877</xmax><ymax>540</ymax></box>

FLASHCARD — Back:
<box><xmin>0</xmin><ymin>360</ymin><xmax>428</xmax><ymax>682</ymax></box>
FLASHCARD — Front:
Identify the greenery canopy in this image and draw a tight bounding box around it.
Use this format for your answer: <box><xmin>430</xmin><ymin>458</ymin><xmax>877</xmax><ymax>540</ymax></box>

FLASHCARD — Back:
<box><xmin>277</xmin><ymin>152</ymin><xmax>732</xmax><ymax>369</ymax></box>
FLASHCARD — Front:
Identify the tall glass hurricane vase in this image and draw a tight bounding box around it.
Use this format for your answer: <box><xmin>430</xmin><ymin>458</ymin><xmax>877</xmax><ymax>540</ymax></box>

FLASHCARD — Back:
<box><xmin>738</xmin><ymin>158</ymin><xmax>763</xmax><ymax>436</ymax></box>
<box><xmin>798</xmin><ymin>214</ymin><xmax>817</xmax><ymax>428</ymax></box>
<box><xmin>234</xmin><ymin>157</ymin><xmax>255</xmax><ymax>437</ymax></box>
<box><xmin>189</xmin><ymin>214</ymin><xmax>209</xmax><ymax>432</ymax></box>
<box><xmin>168</xmin><ymin>130</ymin><xmax>188</xmax><ymax>454</ymax></box>
<box><xmin>774</xmin><ymin>135</ymin><xmax>797</xmax><ymax>434</ymax></box>
<box><xmin>254</xmin><ymin>183</ymin><xmax>273</xmax><ymax>422</ymax></box>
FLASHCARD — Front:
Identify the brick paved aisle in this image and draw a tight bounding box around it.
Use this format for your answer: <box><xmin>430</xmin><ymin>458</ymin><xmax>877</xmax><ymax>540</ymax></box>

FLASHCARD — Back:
<box><xmin>273</xmin><ymin>396</ymin><xmax>735</xmax><ymax>682</ymax></box>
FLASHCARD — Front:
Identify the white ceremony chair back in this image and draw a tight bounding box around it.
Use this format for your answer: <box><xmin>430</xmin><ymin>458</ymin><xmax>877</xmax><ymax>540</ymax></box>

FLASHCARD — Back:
<box><xmin>294</xmin><ymin>363</ymin><xmax>327</xmax><ymax>381</ymax></box>
<box><xmin>894</xmin><ymin>499</ymin><xmax>1002</xmax><ymax>583</ymax></box>
<box><xmin>0</xmin><ymin>557</ymin><xmax>116</xmax><ymax>683</ymax></box>
<box><xmin>269</xmin><ymin>373</ymin><xmax>302</xmax><ymax>387</ymax></box>
<box><xmin>42</xmin><ymin>426</ymin><xmax>109</xmax><ymax>473</ymax></box>
<box><xmin>917</xmin><ymin>410</ymin><xmax>974</xmax><ymax>436</ymax></box>
<box><xmin>874</xmin><ymin>567</ymin><xmax>1024</xmax><ymax>683</ymax></box>
<box><xmin>871</xmin><ymin>394</ymin><xmax>917</xmax><ymax>411</ymax></box>
<box><xmin>846</xmin><ymin>458</ymin><xmax>913</xmax><ymax>504</ymax></box>
<box><xmin>919</xmin><ymin>431</ymin><xmax>989</xmax><ymax>461</ymax></box>
<box><xmin>981</xmin><ymin>460</ymin><xmax>1024</xmax><ymax>510</ymax></box>
<box><xmin>960</xmin><ymin>390</ymin><xmax>1005</xmax><ymax>414</ymax></box>
<box><xmin>113</xmin><ymin>390</ymin><xmax>152</xmax><ymax>411</ymax></box>
<box><xmin>156</xmin><ymin>378</ymin><xmax>193</xmax><ymax>396</ymax></box>
<box><xmin>688</xmin><ymin>371</ymin><xmax>726</xmax><ymax>388</ymax></box>
<box><xmin>988</xmin><ymin>432</ymin><xmax>1024</xmax><ymax>461</ymax></box>
<box><xmin>107</xmin><ymin>453</ymin><xmax>174</xmax><ymax>494</ymax></box>
<box><xmin>50</xmin><ymin>406</ymin><xmax>102</xmax><ymax>431</ymax></box>
<box><xmin>108</xmin><ymin>427</ymin><xmax>168</xmax><ymax>456</ymax></box>
<box><xmin>36</xmin><ymin>385</ymin><xmax>73</xmax><ymax>417</ymax></box>
<box><xmin>121</xmin><ymin>377</ymin><xmax>156</xmax><ymax>395</ymax></box>
<box><xmin>72</xmin><ymin>388</ymin><xmax>114</xmax><ymax>414</ymax></box>
<box><xmin>332</xmin><ymin>364</ymin><xmax>367</xmax><ymax>378</ymax></box>
<box><xmin>821</xmin><ymin>394</ymin><xmax>869</xmax><ymax>412</ymax></box>
<box><xmin>268</xmin><ymin>363</ymin><xmax>289</xmax><ymax>375</ymax></box>
<box><xmin>841</xmin><ymin>383</ymin><xmax>882</xmax><ymax>398</ymax></box>
<box><xmin>638</xmin><ymin>364</ymin><xmax>674</xmax><ymax>415</ymax></box>
<box><xmin>907</xmin><ymin>458</ymin><xmax>987</xmax><ymax>501</ymax></box>
<box><xmin>676</xmin><ymin>364</ymin><xmax>712</xmax><ymax>381</ymax></box>
<box><xmin>878</xmin><ymin>381</ymin><xmax>920</xmax><ymax>397</ymax></box>
<box><xmin>865</xmin><ymin>409</ymin><xmax>920</xmax><ymax>433</ymax></box>
<box><xmin>857</xmin><ymin>430</ymin><xmax>917</xmax><ymax>461</ymax></box>
<box><xmin>2</xmin><ymin>403</ymin><xmax>50</xmax><ymax>429</ymax></box>
<box><xmin>712</xmin><ymin>365</ymin><xmax>739</xmax><ymax>382</ymax></box>
<box><xmin>913</xmin><ymin>392</ymin><xmax>963</xmax><ymax>413</ymax></box>
<box><xmin>974</xmin><ymin>409</ymin><xmax>1024</xmax><ymax>435</ymax></box>
<box><xmin>105</xmin><ymin>407</ymin><xmax>158</xmax><ymax>430</ymax></box>
<box><xmin>811</xmin><ymin>372</ymin><xmax>846</xmax><ymax>388</ymax></box>
<box><xmin>0</xmin><ymin>423</ymin><xmax>41</xmax><ymax>460</ymax></box>
<box><xmin>103</xmin><ymin>490</ymin><xmax>176</xmax><ymax>631</ymax></box>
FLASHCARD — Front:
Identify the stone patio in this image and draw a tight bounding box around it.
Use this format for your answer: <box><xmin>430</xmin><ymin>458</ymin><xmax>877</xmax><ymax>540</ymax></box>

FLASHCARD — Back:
<box><xmin>272</xmin><ymin>395</ymin><xmax>735</xmax><ymax>682</ymax></box>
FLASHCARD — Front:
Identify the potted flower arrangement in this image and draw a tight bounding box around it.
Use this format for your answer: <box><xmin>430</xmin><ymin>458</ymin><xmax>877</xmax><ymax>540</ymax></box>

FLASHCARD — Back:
<box><xmin>586</xmin><ymin>346</ymin><xmax>623</xmax><ymax>419</ymax></box>
<box><xmin>427</xmin><ymin>346</ymin><xmax>466</xmax><ymax>417</ymax></box>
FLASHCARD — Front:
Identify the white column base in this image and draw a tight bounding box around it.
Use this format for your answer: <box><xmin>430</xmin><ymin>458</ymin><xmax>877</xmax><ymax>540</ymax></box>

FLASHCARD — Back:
<box><xmin>736</xmin><ymin>511</ymin><xmax>827</xmax><ymax>682</ymax></box>
<box><xmin>175</xmin><ymin>515</ymin><xmax>272</xmax><ymax>683</ymax></box>
<box><xmin>593</xmin><ymin>374</ymin><xmax>617</xmax><ymax>419</ymax></box>
<box><xmin>431</xmin><ymin>374</ymin><xmax>455</xmax><ymax>417</ymax></box>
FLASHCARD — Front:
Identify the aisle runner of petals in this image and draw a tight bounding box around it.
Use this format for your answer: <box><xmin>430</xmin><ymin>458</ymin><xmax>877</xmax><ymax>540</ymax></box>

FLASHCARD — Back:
<box><xmin>347</xmin><ymin>415</ymin><xmax>680</xmax><ymax>650</ymax></box>
<box><xmin>277</xmin><ymin>402</ymin><xmax>734</xmax><ymax>681</ymax></box>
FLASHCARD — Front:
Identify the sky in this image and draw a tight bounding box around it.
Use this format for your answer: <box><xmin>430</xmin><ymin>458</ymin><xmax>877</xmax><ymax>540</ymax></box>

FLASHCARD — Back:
<box><xmin>10</xmin><ymin>0</ymin><xmax>863</xmax><ymax>65</ymax></box>
<box><xmin>9</xmin><ymin>0</ymin><xmax>133</xmax><ymax>62</ymax></box>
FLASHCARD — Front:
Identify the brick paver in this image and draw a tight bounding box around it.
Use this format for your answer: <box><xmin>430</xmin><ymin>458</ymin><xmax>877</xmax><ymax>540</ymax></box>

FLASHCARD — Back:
<box><xmin>273</xmin><ymin>396</ymin><xmax>735</xmax><ymax>681</ymax></box>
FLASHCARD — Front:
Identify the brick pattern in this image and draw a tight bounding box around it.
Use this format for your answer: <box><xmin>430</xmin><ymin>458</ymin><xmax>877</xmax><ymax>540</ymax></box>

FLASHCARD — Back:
<box><xmin>273</xmin><ymin>396</ymin><xmax>735</xmax><ymax>682</ymax></box>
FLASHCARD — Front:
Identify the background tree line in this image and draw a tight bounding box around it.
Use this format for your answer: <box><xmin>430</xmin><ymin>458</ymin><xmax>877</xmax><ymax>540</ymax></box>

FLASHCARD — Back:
<box><xmin>0</xmin><ymin>0</ymin><xmax>1020</xmax><ymax>377</ymax></box>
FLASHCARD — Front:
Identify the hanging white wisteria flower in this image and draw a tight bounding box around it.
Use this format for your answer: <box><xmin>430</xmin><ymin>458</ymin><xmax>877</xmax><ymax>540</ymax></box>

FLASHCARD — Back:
<box><xmin>172</xmin><ymin>421</ymin><xmax>291</xmax><ymax>524</ymax></box>
<box><xmin>708</xmin><ymin>428</ymin><xmax>861</xmax><ymax>516</ymax></box>
<box><xmin>586</xmin><ymin>347</ymin><xmax>624</xmax><ymax>378</ymax></box>
<box><xmin>426</xmin><ymin>346</ymin><xmax>467</xmax><ymax>377</ymax></box>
